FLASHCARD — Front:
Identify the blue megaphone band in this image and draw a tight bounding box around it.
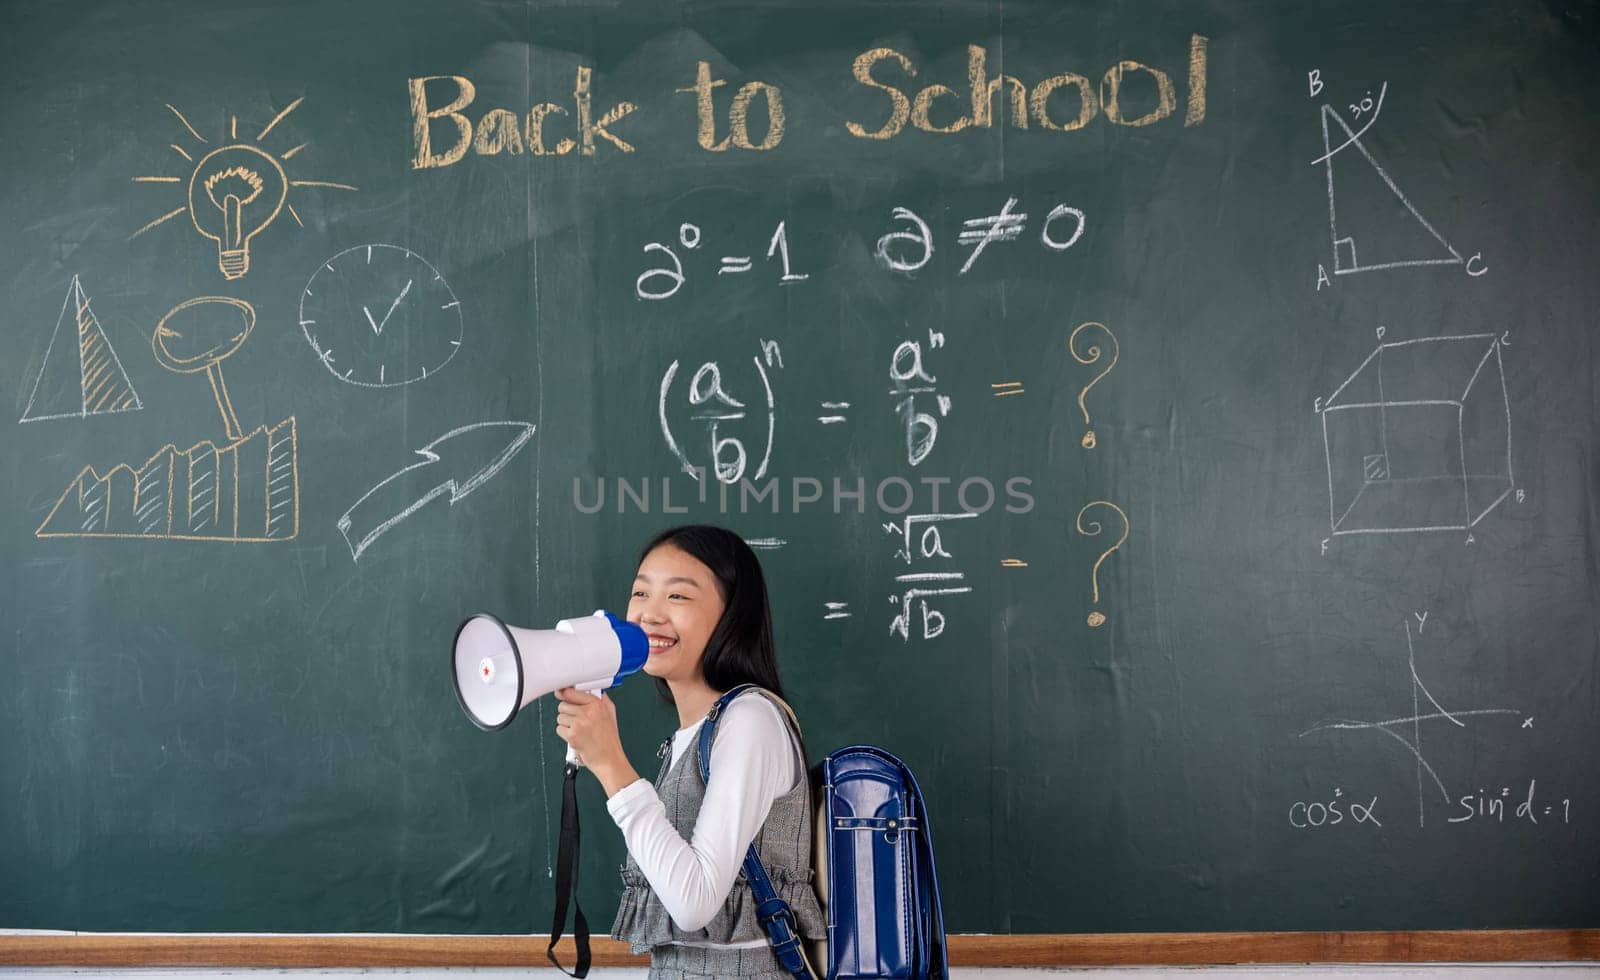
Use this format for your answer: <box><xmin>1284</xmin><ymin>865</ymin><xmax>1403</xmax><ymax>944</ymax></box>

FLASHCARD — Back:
<box><xmin>604</xmin><ymin>611</ymin><xmax>649</xmax><ymax>686</ymax></box>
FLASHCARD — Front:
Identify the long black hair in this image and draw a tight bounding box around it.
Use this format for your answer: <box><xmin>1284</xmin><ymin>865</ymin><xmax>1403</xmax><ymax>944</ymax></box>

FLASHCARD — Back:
<box><xmin>637</xmin><ymin>524</ymin><xmax>785</xmax><ymax>703</ymax></box>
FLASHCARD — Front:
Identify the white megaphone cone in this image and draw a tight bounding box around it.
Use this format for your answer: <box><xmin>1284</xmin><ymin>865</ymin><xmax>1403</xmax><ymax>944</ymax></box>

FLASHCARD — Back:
<box><xmin>452</xmin><ymin>610</ymin><xmax>648</xmax><ymax>763</ymax></box>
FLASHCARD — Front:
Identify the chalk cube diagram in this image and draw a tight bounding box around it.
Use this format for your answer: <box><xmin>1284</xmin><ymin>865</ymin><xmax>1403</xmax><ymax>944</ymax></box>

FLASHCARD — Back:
<box><xmin>1320</xmin><ymin>334</ymin><xmax>1513</xmax><ymax>535</ymax></box>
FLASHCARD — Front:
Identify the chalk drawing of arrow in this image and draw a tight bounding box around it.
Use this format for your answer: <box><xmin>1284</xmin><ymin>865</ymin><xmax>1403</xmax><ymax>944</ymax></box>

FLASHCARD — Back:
<box><xmin>338</xmin><ymin>421</ymin><xmax>536</xmax><ymax>561</ymax></box>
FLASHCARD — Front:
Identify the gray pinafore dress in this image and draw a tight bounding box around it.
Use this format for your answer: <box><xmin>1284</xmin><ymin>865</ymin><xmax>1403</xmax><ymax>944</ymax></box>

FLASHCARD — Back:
<box><xmin>612</xmin><ymin>688</ymin><xmax>825</xmax><ymax>979</ymax></box>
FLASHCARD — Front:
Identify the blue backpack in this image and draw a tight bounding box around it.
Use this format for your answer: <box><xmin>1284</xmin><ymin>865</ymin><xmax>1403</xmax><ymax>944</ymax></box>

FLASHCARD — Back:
<box><xmin>699</xmin><ymin>686</ymin><xmax>950</xmax><ymax>980</ymax></box>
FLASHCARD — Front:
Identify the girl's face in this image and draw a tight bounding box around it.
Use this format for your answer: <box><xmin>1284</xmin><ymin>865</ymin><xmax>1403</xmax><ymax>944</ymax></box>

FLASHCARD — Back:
<box><xmin>627</xmin><ymin>543</ymin><xmax>727</xmax><ymax>687</ymax></box>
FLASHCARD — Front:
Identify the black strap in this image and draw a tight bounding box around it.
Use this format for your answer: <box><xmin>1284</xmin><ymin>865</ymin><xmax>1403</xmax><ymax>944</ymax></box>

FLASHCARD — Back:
<box><xmin>546</xmin><ymin>763</ymin><xmax>591</xmax><ymax>978</ymax></box>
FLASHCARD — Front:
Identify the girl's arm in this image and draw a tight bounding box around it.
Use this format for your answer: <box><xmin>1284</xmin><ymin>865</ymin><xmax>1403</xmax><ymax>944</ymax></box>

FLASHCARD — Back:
<box><xmin>606</xmin><ymin>695</ymin><xmax>798</xmax><ymax>932</ymax></box>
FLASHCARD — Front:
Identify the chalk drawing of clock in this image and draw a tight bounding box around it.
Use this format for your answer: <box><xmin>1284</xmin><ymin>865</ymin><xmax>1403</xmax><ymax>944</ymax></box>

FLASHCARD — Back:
<box><xmin>299</xmin><ymin>244</ymin><xmax>463</xmax><ymax>388</ymax></box>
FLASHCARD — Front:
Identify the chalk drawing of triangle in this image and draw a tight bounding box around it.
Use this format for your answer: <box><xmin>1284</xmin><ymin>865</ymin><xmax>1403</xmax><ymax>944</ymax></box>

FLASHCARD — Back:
<box><xmin>1321</xmin><ymin>105</ymin><xmax>1463</xmax><ymax>275</ymax></box>
<box><xmin>19</xmin><ymin>275</ymin><xmax>143</xmax><ymax>423</ymax></box>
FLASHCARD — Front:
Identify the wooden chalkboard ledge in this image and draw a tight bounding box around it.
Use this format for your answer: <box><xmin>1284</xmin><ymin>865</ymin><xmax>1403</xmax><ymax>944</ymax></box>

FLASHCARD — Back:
<box><xmin>1</xmin><ymin>931</ymin><xmax>1596</xmax><ymax>967</ymax></box>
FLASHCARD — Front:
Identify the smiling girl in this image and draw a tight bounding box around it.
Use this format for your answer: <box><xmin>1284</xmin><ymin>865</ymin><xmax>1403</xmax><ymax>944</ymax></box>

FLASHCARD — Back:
<box><xmin>554</xmin><ymin>524</ymin><xmax>824</xmax><ymax>979</ymax></box>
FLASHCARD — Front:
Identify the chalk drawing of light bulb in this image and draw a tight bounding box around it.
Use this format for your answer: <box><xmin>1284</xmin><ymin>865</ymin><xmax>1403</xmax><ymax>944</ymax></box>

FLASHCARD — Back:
<box><xmin>131</xmin><ymin>100</ymin><xmax>357</xmax><ymax>273</ymax></box>
<box><xmin>187</xmin><ymin>145</ymin><xmax>287</xmax><ymax>280</ymax></box>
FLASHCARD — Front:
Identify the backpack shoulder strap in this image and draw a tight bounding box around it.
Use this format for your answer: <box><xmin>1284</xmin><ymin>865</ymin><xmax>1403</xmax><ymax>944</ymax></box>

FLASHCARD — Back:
<box><xmin>695</xmin><ymin>684</ymin><xmax>806</xmax><ymax>783</ymax></box>
<box><xmin>695</xmin><ymin>684</ymin><xmax>752</xmax><ymax>782</ymax></box>
<box><xmin>693</xmin><ymin>684</ymin><xmax>816</xmax><ymax>980</ymax></box>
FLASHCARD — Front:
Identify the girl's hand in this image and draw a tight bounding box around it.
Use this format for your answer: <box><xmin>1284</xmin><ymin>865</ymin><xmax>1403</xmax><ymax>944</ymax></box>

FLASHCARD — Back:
<box><xmin>554</xmin><ymin>688</ymin><xmax>639</xmax><ymax>797</ymax></box>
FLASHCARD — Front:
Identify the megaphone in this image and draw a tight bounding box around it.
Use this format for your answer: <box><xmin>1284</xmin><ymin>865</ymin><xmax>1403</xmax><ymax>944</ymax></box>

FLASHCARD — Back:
<box><xmin>455</xmin><ymin>612</ymin><xmax>647</xmax><ymax>976</ymax></box>
<box><xmin>451</xmin><ymin>610</ymin><xmax>648</xmax><ymax>736</ymax></box>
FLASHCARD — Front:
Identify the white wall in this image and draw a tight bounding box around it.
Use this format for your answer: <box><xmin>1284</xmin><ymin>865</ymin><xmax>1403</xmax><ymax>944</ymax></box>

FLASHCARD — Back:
<box><xmin>4</xmin><ymin>966</ymin><xmax>1597</xmax><ymax>978</ymax></box>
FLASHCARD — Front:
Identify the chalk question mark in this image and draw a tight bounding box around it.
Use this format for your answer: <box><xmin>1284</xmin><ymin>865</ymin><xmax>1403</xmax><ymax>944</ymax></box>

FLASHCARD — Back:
<box><xmin>1075</xmin><ymin>500</ymin><xmax>1129</xmax><ymax>628</ymax></box>
<box><xmin>1070</xmin><ymin>321</ymin><xmax>1119</xmax><ymax>449</ymax></box>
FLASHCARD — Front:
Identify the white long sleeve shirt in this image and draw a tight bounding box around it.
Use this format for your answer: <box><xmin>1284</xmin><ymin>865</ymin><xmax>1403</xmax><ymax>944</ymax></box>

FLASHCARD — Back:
<box><xmin>606</xmin><ymin>693</ymin><xmax>799</xmax><ymax>939</ymax></box>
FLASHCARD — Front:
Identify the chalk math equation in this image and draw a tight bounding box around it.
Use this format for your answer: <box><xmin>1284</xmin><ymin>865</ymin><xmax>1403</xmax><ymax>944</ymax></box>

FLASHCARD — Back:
<box><xmin>633</xmin><ymin>198</ymin><xmax>1087</xmax><ymax>300</ymax></box>
<box><xmin>631</xmin><ymin>186</ymin><xmax>1132</xmax><ymax>636</ymax></box>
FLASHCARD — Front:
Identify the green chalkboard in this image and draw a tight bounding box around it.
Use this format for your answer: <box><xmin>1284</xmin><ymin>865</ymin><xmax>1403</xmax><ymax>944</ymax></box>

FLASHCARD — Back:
<box><xmin>2</xmin><ymin>0</ymin><xmax>1597</xmax><ymax>936</ymax></box>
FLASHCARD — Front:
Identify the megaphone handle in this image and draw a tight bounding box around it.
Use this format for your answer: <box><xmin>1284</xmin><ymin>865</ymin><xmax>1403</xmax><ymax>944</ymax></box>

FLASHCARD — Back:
<box><xmin>564</xmin><ymin>687</ymin><xmax>607</xmax><ymax>769</ymax></box>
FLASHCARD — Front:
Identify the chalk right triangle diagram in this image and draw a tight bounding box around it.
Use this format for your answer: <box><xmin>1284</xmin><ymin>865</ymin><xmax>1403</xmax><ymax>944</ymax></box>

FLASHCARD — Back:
<box><xmin>19</xmin><ymin>275</ymin><xmax>143</xmax><ymax>423</ymax></box>
<box><xmin>1321</xmin><ymin>105</ymin><xmax>1464</xmax><ymax>275</ymax></box>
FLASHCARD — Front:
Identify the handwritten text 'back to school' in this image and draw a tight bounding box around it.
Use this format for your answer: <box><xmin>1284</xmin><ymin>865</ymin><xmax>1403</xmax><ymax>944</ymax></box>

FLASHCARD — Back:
<box><xmin>408</xmin><ymin>36</ymin><xmax>1209</xmax><ymax>167</ymax></box>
